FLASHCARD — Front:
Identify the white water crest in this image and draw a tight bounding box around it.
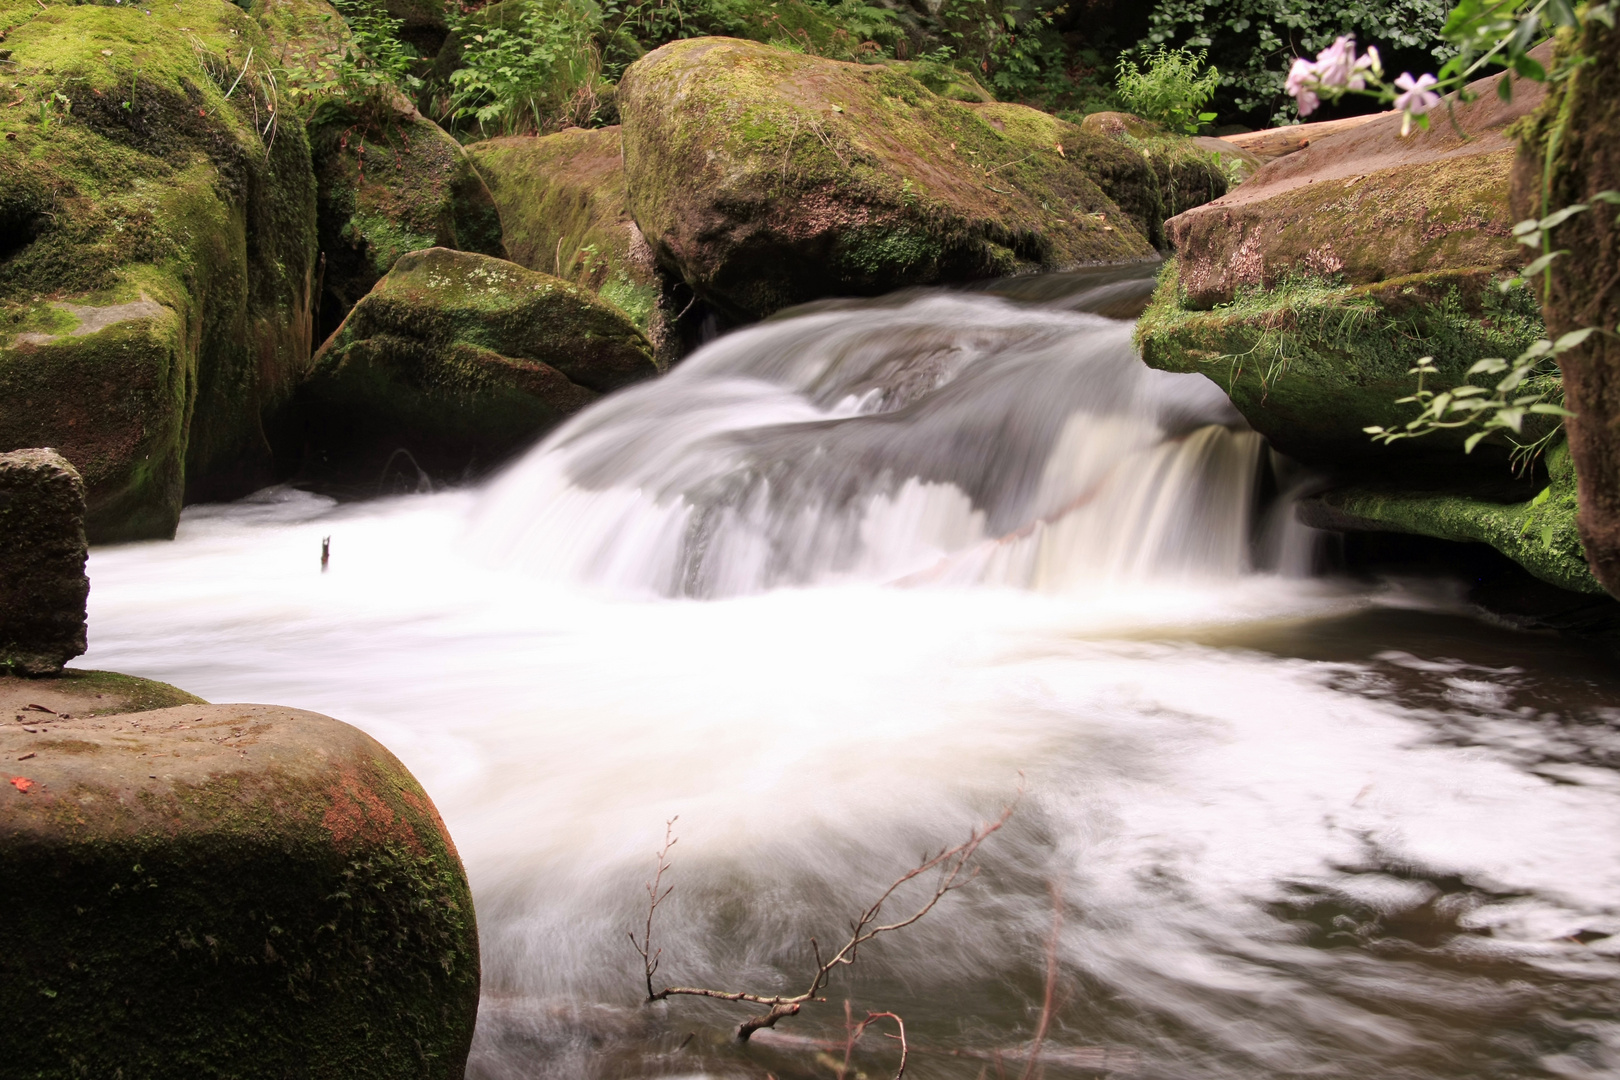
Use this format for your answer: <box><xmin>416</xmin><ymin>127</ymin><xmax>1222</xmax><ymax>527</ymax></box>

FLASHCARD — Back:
<box><xmin>79</xmin><ymin>271</ymin><xmax>1620</xmax><ymax>1080</ymax></box>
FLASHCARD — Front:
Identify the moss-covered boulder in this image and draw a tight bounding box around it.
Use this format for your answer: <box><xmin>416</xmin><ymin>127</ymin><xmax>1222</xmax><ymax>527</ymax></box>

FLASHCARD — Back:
<box><xmin>1135</xmin><ymin>262</ymin><xmax>1545</xmax><ymax>475</ymax></box>
<box><xmin>467</xmin><ymin>127</ymin><xmax>662</xmax><ymax>338</ymax></box>
<box><xmin>617</xmin><ymin>37</ymin><xmax>1162</xmax><ymax>322</ymax></box>
<box><xmin>0</xmin><ymin>0</ymin><xmax>318</xmax><ymax>541</ymax></box>
<box><xmin>1163</xmin><ymin>56</ymin><xmax>1549</xmax><ymax>310</ymax></box>
<box><xmin>283</xmin><ymin>247</ymin><xmax>656</xmax><ymax>479</ymax></box>
<box><xmin>0</xmin><ymin>672</ymin><xmax>479</xmax><ymax>1078</ymax></box>
<box><xmin>1299</xmin><ymin>440</ymin><xmax>1600</xmax><ymax>594</ymax></box>
<box><xmin>0</xmin><ymin>450</ymin><xmax>88</xmax><ymax>676</ymax></box>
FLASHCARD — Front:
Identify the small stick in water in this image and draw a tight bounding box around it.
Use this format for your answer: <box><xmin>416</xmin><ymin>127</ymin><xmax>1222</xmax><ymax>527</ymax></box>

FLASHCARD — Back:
<box><xmin>321</xmin><ymin>536</ymin><xmax>330</xmax><ymax>573</ymax></box>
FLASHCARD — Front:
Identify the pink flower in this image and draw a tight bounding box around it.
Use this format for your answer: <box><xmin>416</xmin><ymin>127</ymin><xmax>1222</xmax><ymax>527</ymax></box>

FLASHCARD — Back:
<box><xmin>1285</xmin><ymin>57</ymin><xmax>1322</xmax><ymax>116</ymax></box>
<box><xmin>1313</xmin><ymin>35</ymin><xmax>1357</xmax><ymax>89</ymax></box>
<box><xmin>1393</xmin><ymin>71</ymin><xmax>1441</xmax><ymax>134</ymax></box>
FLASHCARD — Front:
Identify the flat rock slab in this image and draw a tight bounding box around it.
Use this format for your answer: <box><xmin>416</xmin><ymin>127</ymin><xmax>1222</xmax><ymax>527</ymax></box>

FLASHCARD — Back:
<box><xmin>0</xmin><ymin>673</ymin><xmax>479</xmax><ymax>1079</ymax></box>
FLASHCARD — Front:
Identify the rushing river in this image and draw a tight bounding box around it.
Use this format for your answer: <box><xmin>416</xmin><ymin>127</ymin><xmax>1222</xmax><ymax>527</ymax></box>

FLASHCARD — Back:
<box><xmin>78</xmin><ymin>267</ymin><xmax>1620</xmax><ymax>1079</ymax></box>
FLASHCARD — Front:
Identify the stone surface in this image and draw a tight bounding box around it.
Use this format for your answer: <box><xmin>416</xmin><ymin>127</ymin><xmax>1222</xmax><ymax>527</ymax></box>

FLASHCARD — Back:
<box><xmin>282</xmin><ymin>247</ymin><xmax>656</xmax><ymax>480</ymax></box>
<box><xmin>467</xmin><ymin>127</ymin><xmax>663</xmax><ymax>340</ymax></box>
<box><xmin>618</xmin><ymin>37</ymin><xmax>1161</xmax><ymax>322</ymax></box>
<box><xmin>0</xmin><ymin>0</ymin><xmax>318</xmax><ymax>541</ymax></box>
<box><xmin>0</xmin><ymin>450</ymin><xmax>88</xmax><ymax>676</ymax></box>
<box><xmin>1511</xmin><ymin>18</ymin><xmax>1620</xmax><ymax>598</ymax></box>
<box><xmin>1135</xmin><ymin>263</ymin><xmax>1546</xmax><ymax>476</ymax></box>
<box><xmin>1163</xmin><ymin>49</ymin><xmax>1551</xmax><ymax>310</ymax></box>
<box><xmin>0</xmin><ymin>672</ymin><xmax>480</xmax><ymax>1078</ymax></box>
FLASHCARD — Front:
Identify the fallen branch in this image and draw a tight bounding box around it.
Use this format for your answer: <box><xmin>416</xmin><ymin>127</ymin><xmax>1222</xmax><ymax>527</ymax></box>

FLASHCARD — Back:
<box><xmin>633</xmin><ymin>782</ymin><xmax>1021</xmax><ymax>1041</ymax></box>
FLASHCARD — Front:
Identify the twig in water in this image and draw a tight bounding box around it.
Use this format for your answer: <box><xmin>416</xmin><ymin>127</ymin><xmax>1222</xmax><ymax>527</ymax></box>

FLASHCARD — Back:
<box><xmin>628</xmin><ymin>817</ymin><xmax>677</xmax><ymax>1001</ymax></box>
<box><xmin>1018</xmin><ymin>882</ymin><xmax>1063</xmax><ymax>1080</ymax></box>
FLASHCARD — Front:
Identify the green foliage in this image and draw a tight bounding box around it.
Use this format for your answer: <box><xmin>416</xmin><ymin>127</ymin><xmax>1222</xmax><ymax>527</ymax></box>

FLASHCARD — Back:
<box><xmin>1115</xmin><ymin>44</ymin><xmax>1219</xmax><ymax>132</ymax></box>
<box><xmin>1136</xmin><ymin>0</ymin><xmax>1455</xmax><ymax>124</ymax></box>
<box><xmin>444</xmin><ymin>0</ymin><xmax>605</xmax><ymax>137</ymax></box>
<box><xmin>276</xmin><ymin>0</ymin><xmax>422</xmax><ymax>118</ymax></box>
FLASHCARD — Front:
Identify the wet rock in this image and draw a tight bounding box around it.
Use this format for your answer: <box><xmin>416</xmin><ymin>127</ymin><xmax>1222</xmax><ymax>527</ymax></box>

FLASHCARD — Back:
<box><xmin>0</xmin><ymin>449</ymin><xmax>88</xmax><ymax>676</ymax></box>
<box><xmin>617</xmin><ymin>37</ymin><xmax>1160</xmax><ymax>322</ymax></box>
<box><xmin>0</xmin><ymin>672</ymin><xmax>480</xmax><ymax>1078</ymax></box>
<box><xmin>283</xmin><ymin>247</ymin><xmax>656</xmax><ymax>481</ymax></box>
<box><xmin>1078</xmin><ymin>111</ymin><xmax>1253</xmax><ymax>235</ymax></box>
<box><xmin>0</xmin><ymin>0</ymin><xmax>318</xmax><ymax>540</ymax></box>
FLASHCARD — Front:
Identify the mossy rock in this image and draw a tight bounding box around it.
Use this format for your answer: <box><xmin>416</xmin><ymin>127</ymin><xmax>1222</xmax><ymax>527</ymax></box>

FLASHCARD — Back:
<box><xmin>1299</xmin><ymin>441</ymin><xmax>1601</xmax><ymax>594</ymax></box>
<box><xmin>282</xmin><ymin>247</ymin><xmax>656</xmax><ymax>480</ymax></box>
<box><xmin>618</xmin><ymin>37</ymin><xmax>1159</xmax><ymax>322</ymax></box>
<box><xmin>0</xmin><ymin>0</ymin><xmax>318</xmax><ymax>541</ymax></box>
<box><xmin>467</xmin><ymin>127</ymin><xmax>662</xmax><ymax>340</ymax></box>
<box><xmin>0</xmin><ymin>675</ymin><xmax>479</xmax><ymax>1078</ymax></box>
<box><xmin>308</xmin><ymin>102</ymin><xmax>507</xmax><ymax>343</ymax></box>
<box><xmin>1135</xmin><ymin>260</ymin><xmax>1546</xmax><ymax>476</ymax></box>
<box><xmin>882</xmin><ymin>58</ymin><xmax>993</xmax><ymax>102</ymax></box>
<box><xmin>0</xmin><ymin>450</ymin><xmax>87</xmax><ymax>677</ymax></box>
<box><xmin>1164</xmin><ymin>59</ymin><xmax>1549</xmax><ymax>310</ymax></box>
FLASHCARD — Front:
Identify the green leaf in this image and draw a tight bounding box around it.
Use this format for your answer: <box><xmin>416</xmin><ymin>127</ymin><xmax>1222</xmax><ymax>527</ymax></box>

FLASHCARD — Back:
<box><xmin>1464</xmin><ymin>430</ymin><xmax>1491</xmax><ymax>452</ymax></box>
<box><xmin>1520</xmin><ymin>250</ymin><xmax>1567</xmax><ymax>277</ymax></box>
<box><xmin>1553</xmin><ymin>327</ymin><xmax>1596</xmax><ymax>351</ymax></box>
<box><xmin>1468</xmin><ymin>357</ymin><xmax>1509</xmax><ymax>375</ymax></box>
<box><xmin>1537</xmin><ymin>203</ymin><xmax>1590</xmax><ymax>230</ymax></box>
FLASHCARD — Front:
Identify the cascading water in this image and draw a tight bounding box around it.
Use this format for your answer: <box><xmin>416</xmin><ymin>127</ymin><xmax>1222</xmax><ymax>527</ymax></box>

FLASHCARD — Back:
<box><xmin>79</xmin><ymin>266</ymin><xmax>1620</xmax><ymax>1080</ymax></box>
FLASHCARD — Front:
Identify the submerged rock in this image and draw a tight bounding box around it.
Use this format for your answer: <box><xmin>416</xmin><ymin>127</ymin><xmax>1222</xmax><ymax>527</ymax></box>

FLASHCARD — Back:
<box><xmin>0</xmin><ymin>449</ymin><xmax>88</xmax><ymax>676</ymax></box>
<box><xmin>284</xmin><ymin>247</ymin><xmax>656</xmax><ymax>480</ymax></box>
<box><xmin>467</xmin><ymin>127</ymin><xmax>663</xmax><ymax>343</ymax></box>
<box><xmin>617</xmin><ymin>37</ymin><xmax>1161</xmax><ymax>322</ymax></box>
<box><xmin>0</xmin><ymin>671</ymin><xmax>479</xmax><ymax>1078</ymax></box>
<box><xmin>0</xmin><ymin>0</ymin><xmax>318</xmax><ymax>541</ymax></box>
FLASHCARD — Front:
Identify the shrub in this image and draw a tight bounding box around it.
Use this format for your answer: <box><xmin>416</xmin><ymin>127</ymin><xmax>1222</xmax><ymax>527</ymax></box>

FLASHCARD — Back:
<box><xmin>444</xmin><ymin>0</ymin><xmax>607</xmax><ymax>137</ymax></box>
<box><xmin>1115</xmin><ymin>44</ymin><xmax>1219</xmax><ymax>131</ymax></box>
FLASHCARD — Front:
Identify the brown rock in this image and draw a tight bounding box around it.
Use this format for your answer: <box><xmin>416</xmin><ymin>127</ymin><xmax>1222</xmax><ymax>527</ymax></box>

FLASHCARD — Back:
<box><xmin>0</xmin><ymin>449</ymin><xmax>88</xmax><ymax>676</ymax></box>
<box><xmin>1165</xmin><ymin>48</ymin><xmax>1552</xmax><ymax>310</ymax></box>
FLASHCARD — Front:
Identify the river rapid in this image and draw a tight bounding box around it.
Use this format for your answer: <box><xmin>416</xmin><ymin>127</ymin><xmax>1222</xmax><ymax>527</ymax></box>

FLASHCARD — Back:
<box><xmin>78</xmin><ymin>267</ymin><xmax>1620</xmax><ymax>1079</ymax></box>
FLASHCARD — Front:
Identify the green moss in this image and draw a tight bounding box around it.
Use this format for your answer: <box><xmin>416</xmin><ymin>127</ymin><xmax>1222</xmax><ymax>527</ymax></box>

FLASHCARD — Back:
<box><xmin>1314</xmin><ymin>441</ymin><xmax>1600</xmax><ymax>593</ymax></box>
<box><xmin>1136</xmin><ymin>259</ymin><xmax>1546</xmax><ymax>472</ymax></box>
<box><xmin>618</xmin><ymin>38</ymin><xmax>1160</xmax><ymax>320</ymax></box>
<box><xmin>50</xmin><ymin>669</ymin><xmax>209</xmax><ymax>713</ymax></box>
<box><xmin>0</xmin><ymin>0</ymin><xmax>317</xmax><ymax>538</ymax></box>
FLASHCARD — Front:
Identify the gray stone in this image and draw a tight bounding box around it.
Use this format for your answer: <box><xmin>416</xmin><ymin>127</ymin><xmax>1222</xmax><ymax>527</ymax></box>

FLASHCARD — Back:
<box><xmin>0</xmin><ymin>448</ymin><xmax>88</xmax><ymax>676</ymax></box>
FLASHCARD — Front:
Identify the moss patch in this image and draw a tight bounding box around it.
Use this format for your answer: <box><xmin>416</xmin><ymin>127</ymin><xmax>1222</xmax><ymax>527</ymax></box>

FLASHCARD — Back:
<box><xmin>1304</xmin><ymin>441</ymin><xmax>1600</xmax><ymax>594</ymax></box>
<box><xmin>0</xmin><ymin>0</ymin><xmax>317</xmax><ymax>539</ymax></box>
<box><xmin>618</xmin><ymin>37</ymin><xmax>1160</xmax><ymax>321</ymax></box>
<box><xmin>1135</xmin><ymin>259</ymin><xmax>1547</xmax><ymax>475</ymax></box>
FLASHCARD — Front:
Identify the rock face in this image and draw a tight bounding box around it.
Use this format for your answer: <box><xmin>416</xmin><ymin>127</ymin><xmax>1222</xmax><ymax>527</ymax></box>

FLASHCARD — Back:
<box><xmin>618</xmin><ymin>37</ymin><xmax>1162</xmax><ymax>322</ymax></box>
<box><xmin>0</xmin><ymin>450</ymin><xmax>89</xmax><ymax>676</ymax></box>
<box><xmin>0</xmin><ymin>672</ymin><xmax>480</xmax><ymax>1078</ymax></box>
<box><xmin>285</xmin><ymin>248</ymin><xmax>657</xmax><ymax>479</ymax></box>
<box><xmin>0</xmin><ymin>0</ymin><xmax>318</xmax><ymax>541</ymax></box>
<box><xmin>1163</xmin><ymin>55</ymin><xmax>1549</xmax><ymax>310</ymax></box>
<box><xmin>308</xmin><ymin>103</ymin><xmax>508</xmax><ymax>343</ymax></box>
<box><xmin>467</xmin><ymin>128</ymin><xmax>663</xmax><ymax>339</ymax></box>
<box><xmin>1511</xmin><ymin>17</ymin><xmax>1620</xmax><ymax>598</ymax></box>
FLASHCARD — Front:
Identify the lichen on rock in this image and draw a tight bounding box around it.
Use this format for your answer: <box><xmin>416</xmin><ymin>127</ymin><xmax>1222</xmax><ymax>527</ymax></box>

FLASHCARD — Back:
<box><xmin>282</xmin><ymin>247</ymin><xmax>656</xmax><ymax>480</ymax></box>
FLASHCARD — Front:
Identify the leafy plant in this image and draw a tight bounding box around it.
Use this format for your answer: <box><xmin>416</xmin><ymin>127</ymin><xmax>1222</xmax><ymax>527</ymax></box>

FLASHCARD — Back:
<box><xmin>1115</xmin><ymin>44</ymin><xmax>1219</xmax><ymax>131</ymax></box>
<box><xmin>444</xmin><ymin>0</ymin><xmax>605</xmax><ymax>137</ymax></box>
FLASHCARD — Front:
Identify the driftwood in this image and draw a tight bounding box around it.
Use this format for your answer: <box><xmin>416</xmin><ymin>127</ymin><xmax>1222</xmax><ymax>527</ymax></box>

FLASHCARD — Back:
<box><xmin>1219</xmin><ymin>112</ymin><xmax>1387</xmax><ymax>162</ymax></box>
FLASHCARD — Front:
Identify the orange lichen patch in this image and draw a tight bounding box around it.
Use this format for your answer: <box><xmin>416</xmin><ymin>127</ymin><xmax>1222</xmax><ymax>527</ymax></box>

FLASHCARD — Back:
<box><xmin>321</xmin><ymin>761</ymin><xmax>425</xmax><ymax>855</ymax></box>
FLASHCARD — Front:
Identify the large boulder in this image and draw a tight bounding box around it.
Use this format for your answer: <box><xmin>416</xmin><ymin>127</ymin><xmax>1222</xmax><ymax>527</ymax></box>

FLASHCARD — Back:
<box><xmin>1136</xmin><ymin>57</ymin><xmax>1554</xmax><ymax>479</ymax></box>
<box><xmin>0</xmin><ymin>450</ymin><xmax>88</xmax><ymax>676</ymax></box>
<box><xmin>467</xmin><ymin>127</ymin><xmax>662</xmax><ymax>340</ymax></box>
<box><xmin>1511</xmin><ymin>17</ymin><xmax>1620</xmax><ymax>597</ymax></box>
<box><xmin>282</xmin><ymin>247</ymin><xmax>657</xmax><ymax>480</ymax></box>
<box><xmin>0</xmin><ymin>0</ymin><xmax>318</xmax><ymax>541</ymax></box>
<box><xmin>0</xmin><ymin>671</ymin><xmax>479</xmax><ymax>1077</ymax></box>
<box><xmin>617</xmin><ymin>37</ymin><xmax>1163</xmax><ymax>322</ymax></box>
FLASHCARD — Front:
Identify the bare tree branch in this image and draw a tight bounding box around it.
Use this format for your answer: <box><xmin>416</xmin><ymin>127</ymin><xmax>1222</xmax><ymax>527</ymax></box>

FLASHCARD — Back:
<box><xmin>628</xmin><ymin>817</ymin><xmax>677</xmax><ymax>1002</ymax></box>
<box><xmin>632</xmin><ymin>782</ymin><xmax>1023</xmax><ymax>1041</ymax></box>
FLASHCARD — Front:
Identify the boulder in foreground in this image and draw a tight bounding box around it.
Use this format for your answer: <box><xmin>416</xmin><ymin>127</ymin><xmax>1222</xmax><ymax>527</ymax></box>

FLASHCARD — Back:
<box><xmin>0</xmin><ymin>449</ymin><xmax>88</xmax><ymax>676</ymax></box>
<box><xmin>0</xmin><ymin>671</ymin><xmax>479</xmax><ymax>1078</ymax></box>
<box><xmin>283</xmin><ymin>248</ymin><xmax>657</xmax><ymax>481</ymax></box>
<box><xmin>618</xmin><ymin>37</ymin><xmax>1163</xmax><ymax>322</ymax></box>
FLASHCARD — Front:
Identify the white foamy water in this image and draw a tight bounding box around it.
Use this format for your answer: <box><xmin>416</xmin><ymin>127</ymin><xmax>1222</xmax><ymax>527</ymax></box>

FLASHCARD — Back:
<box><xmin>78</xmin><ymin>274</ymin><xmax>1620</xmax><ymax>1079</ymax></box>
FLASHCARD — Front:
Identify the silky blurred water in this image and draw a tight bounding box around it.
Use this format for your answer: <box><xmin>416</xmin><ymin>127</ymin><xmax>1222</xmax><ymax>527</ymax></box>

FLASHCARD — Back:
<box><xmin>77</xmin><ymin>269</ymin><xmax>1620</xmax><ymax>1079</ymax></box>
